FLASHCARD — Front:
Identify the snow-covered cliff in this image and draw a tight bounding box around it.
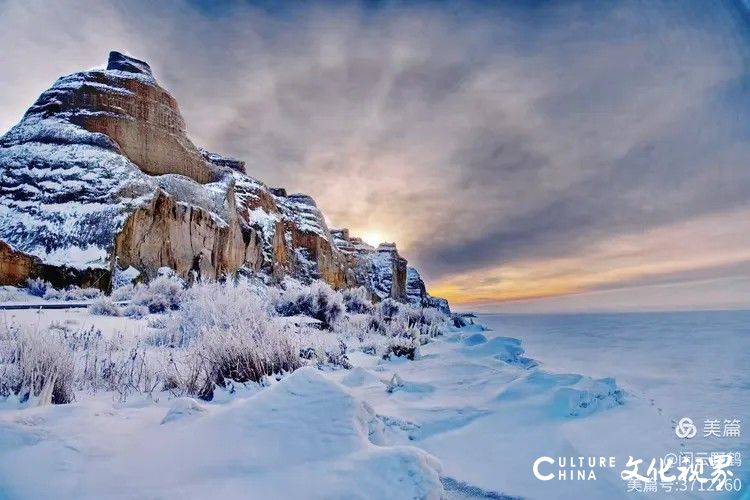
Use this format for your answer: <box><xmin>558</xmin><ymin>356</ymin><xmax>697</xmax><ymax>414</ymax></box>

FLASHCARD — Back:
<box><xmin>0</xmin><ymin>51</ymin><xmax>446</xmax><ymax>308</ymax></box>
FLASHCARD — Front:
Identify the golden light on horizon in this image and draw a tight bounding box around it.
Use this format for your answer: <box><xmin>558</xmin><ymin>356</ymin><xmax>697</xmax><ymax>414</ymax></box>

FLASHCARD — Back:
<box><xmin>361</xmin><ymin>231</ymin><xmax>385</xmax><ymax>248</ymax></box>
<box><xmin>428</xmin><ymin>207</ymin><xmax>750</xmax><ymax>307</ymax></box>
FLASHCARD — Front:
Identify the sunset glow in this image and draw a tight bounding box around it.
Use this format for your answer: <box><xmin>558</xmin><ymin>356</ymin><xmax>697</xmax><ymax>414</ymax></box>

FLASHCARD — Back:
<box><xmin>1</xmin><ymin>0</ymin><xmax>749</xmax><ymax>313</ymax></box>
<box><xmin>428</xmin><ymin>207</ymin><xmax>750</xmax><ymax>311</ymax></box>
<box><xmin>361</xmin><ymin>231</ymin><xmax>384</xmax><ymax>248</ymax></box>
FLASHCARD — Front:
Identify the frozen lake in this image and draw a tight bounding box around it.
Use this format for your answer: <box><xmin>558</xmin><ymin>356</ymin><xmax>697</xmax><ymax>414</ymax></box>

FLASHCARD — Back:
<box><xmin>480</xmin><ymin>310</ymin><xmax>750</xmax><ymax>497</ymax></box>
<box><xmin>479</xmin><ymin>310</ymin><xmax>750</xmax><ymax>428</ymax></box>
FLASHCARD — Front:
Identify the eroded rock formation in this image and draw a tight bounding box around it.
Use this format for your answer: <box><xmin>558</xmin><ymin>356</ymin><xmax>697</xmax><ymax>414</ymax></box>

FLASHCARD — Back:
<box><xmin>0</xmin><ymin>241</ymin><xmax>110</xmax><ymax>289</ymax></box>
<box><xmin>0</xmin><ymin>51</ymin><xmax>445</xmax><ymax>307</ymax></box>
<box><xmin>114</xmin><ymin>187</ymin><xmax>262</xmax><ymax>282</ymax></box>
<box><xmin>26</xmin><ymin>51</ymin><xmax>224</xmax><ymax>184</ymax></box>
<box><xmin>0</xmin><ymin>242</ymin><xmax>35</xmax><ymax>287</ymax></box>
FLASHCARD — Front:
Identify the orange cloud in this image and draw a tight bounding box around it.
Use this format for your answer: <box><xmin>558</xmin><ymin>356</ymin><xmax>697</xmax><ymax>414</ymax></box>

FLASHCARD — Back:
<box><xmin>430</xmin><ymin>207</ymin><xmax>750</xmax><ymax>306</ymax></box>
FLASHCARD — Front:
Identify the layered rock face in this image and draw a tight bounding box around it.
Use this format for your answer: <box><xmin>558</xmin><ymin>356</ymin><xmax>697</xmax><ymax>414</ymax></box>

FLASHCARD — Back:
<box><xmin>27</xmin><ymin>51</ymin><xmax>223</xmax><ymax>184</ymax></box>
<box><xmin>113</xmin><ymin>187</ymin><xmax>263</xmax><ymax>282</ymax></box>
<box><xmin>406</xmin><ymin>267</ymin><xmax>451</xmax><ymax>314</ymax></box>
<box><xmin>0</xmin><ymin>241</ymin><xmax>109</xmax><ymax>289</ymax></box>
<box><xmin>0</xmin><ymin>51</ymin><xmax>446</xmax><ymax>308</ymax></box>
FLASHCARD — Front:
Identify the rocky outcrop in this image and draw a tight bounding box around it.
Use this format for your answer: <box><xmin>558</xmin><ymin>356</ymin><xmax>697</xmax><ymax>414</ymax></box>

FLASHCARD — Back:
<box><xmin>107</xmin><ymin>51</ymin><xmax>153</xmax><ymax>75</ymax></box>
<box><xmin>0</xmin><ymin>51</ymin><xmax>446</xmax><ymax>310</ymax></box>
<box><xmin>0</xmin><ymin>241</ymin><xmax>35</xmax><ymax>287</ymax></box>
<box><xmin>407</xmin><ymin>266</ymin><xmax>450</xmax><ymax>314</ymax></box>
<box><xmin>233</xmin><ymin>181</ymin><xmax>356</xmax><ymax>289</ymax></box>
<box><xmin>331</xmin><ymin>231</ymin><xmax>410</xmax><ymax>301</ymax></box>
<box><xmin>406</xmin><ymin>266</ymin><xmax>427</xmax><ymax>304</ymax></box>
<box><xmin>113</xmin><ymin>187</ymin><xmax>262</xmax><ymax>282</ymax></box>
<box><xmin>0</xmin><ymin>241</ymin><xmax>110</xmax><ymax>289</ymax></box>
<box><xmin>370</xmin><ymin>243</ymin><xmax>408</xmax><ymax>300</ymax></box>
<box><xmin>0</xmin><ymin>51</ymin><xmax>253</xmax><ymax>285</ymax></box>
<box><xmin>80</xmin><ymin>52</ymin><xmax>224</xmax><ymax>183</ymax></box>
<box><xmin>10</xmin><ymin>51</ymin><xmax>222</xmax><ymax>184</ymax></box>
<box><xmin>275</xmin><ymin>194</ymin><xmax>354</xmax><ymax>289</ymax></box>
<box><xmin>200</xmin><ymin>149</ymin><xmax>246</xmax><ymax>174</ymax></box>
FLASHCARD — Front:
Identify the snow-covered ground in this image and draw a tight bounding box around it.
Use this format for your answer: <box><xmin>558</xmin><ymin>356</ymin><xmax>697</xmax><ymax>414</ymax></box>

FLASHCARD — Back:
<box><xmin>476</xmin><ymin>311</ymin><xmax>750</xmax><ymax>498</ymax></box>
<box><xmin>0</xmin><ymin>305</ymin><xmax>746</xmax><ymax>499</ymax></box>
<box><xmin>330</xmin><ymin>311</ymin><xmax>750</xmax><ymax>500</ymax></box>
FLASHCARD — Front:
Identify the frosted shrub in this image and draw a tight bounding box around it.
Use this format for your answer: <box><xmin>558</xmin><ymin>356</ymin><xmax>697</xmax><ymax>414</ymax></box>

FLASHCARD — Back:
<box><xmin>329</xmin><ymin>304</ymin><xmax>410</xmax><ymax>358</ymax></box>
<box><xmin>299</xmin><ymin>329</ymin><xmax>351</xmax><ymax>369</ymax></box>
<box><xmin>111</xmin><ymin>284</ymin><xmax>135</xmax><ymax>302</ymax></box>
<box><xmin>0</xmin><ymin>325</ymin><xmax>162</xmax><ymax>404</ymax></box>
<box><xmin>169</xmin><ymin>316</ymin><xmax>301</xmax><ymax>400</ymax></box>
<box><xmin>325</xmin><ymin>339</ymin><xmax>351</xmax><ymax>368</ymax></box>
<box><xmin>43</xmin><ymin>286</ymin><xmax>103</xmax><ymax>301</ymax></box>
<box><xmin>201</xmin><ymin>320</ymin><xmax>299</xmax><ymax>396</ymax></box>
<box><xmin>159</xmin><ymin>279</ymin><xmax>304</xmax><ymax>398</ymax></box>
<box><xmin>367</xmin><ymin>299</ymin><xmax>448</xmax><ymax>340</ymax></box>
<box><xmin>147</xmin><ymin>315</ymin><xmax>169</xmax><ymax>330</ymax></box>
<box><xmin>361</xmin><ymin>299</ymin><xmax>400</xmax><ymax>335</ymax></box>
<box><xmin>122</xmin><ymin>304</ymin><xmax>149</xmax><ymax>319</ymax></box>
<box><xmin>67</xmin><ymin>287</ymin><xmax>103</xmax><ymax>300</ymax></box>
<box><xmin>342</xmin><ymin>286</ymin><xmax>374</xmax><ymax>314</ymax></box>
<box><xmin>421</xmin><ymin>308</ymin><xmax>450</xmax><ymax>338</ymax></box>
<box><xmin>394</xmin><ymin>304</ymin><xmax>448</xmax><ymax>339</ymax></box>
<box><xmin>70</xmin><ymin>329</ymin><xmax>162</xmax><ymax>400</ymax></box>
<box><xmin>359</xmin><ymin>336</ymin><xmax>389</xmax><ymax>356</ymax></box>
<box><xmin>132</xmin><ymin>275</ymin><xmax>185</xmax><ymax>313</ymax></box>
<box><xmin>379</xmin><ymin>298</ymin><xmax>402</xmax><ymax>319</ymax></box>
<box><xmin>0</xmin><ymin>286</ymin><xmax>28</xmax><ymax>302</ymax></box>
<box><xmin>42</xmin><ymin>288</ymin><xmax>62</xmax><ymax>301</ymax></box>
<box><xmin>421</xmin><ymin>306</ymin><xmax>449</xmax><ymax>326</ymax></box>
<box><xmin>88</xmin><ymin>296</ymin><xmax>122</xmax><ymax>316</ymax></box>
<box><xmin>112</xmin><ymin>265</ymin><xmax>140</xmax><ymax>289</ymax></box>
<box><xmin>334</xmin><ymin>313</ymin><xmax>375</xmax><ymax>342</ymax></box>
<box><xmin>25</xmin><ymin>277</ymin><xmax>51</xmax><ymax>298</ymax></box>
<box><xmin>273</xmin><ymin>279</ymin><xmax>344</xmax><ymax>330</ymax></box>
<box><xmin>330</xmin><ymin>312</ymin><xmax>385</xmax><ymax>356</ymax></box>
<box><xmin>352</xmin><ymin>301</ymin><xmax>447</xmax><ymax>357</ymax></box>
<box><xmin>0</xmin><ymin>325</ymin><xmax>75</xmax><ymax>404</ymax></box>
<box><xmin>383</xmin><ymin>327</ymin><xmax>421</xmax><ymax>360</ymax></box>
<box><xmin>163</xmin><ymin>279</ymin><xmax>271</xmax><ymax>346</ymax></box>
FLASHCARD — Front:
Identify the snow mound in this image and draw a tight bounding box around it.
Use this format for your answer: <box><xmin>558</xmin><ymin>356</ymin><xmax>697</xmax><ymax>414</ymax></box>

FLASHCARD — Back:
<box><xmin>496</xmin><ymin>370</ymin><xmax>625</xmax><ymax>418</ymax></box>
<box><xmin>550</xmin><ymin>376</ymin><xmax>625</xmax><ymax>417</ymax></box>
<box><xmin>462</xmin><ymin>332</ymin><xmax>488</xmax><ymax>346</ymax></box>
<box><xmin>463</xmin><ymin>336</ymin><xmax>537</xmax><ymax>367</ymax></box>
<box><xmin>386</xmin><ymin>373</ymin><xmax>436</xmax><ymax>396</ymax></box>
<box><xmin>0</xmin><ymin>368</ymin><xmax>443</xmax><ymax>499</ymax></box>
<box><xmin>145</xmin><ymin>367</ymin><xmax>443</xmax><ymax>498</ymax></box>
<box><xmin>215</xmin><ymin>367</ymin><xmax>390</xmax><ymax>458</ymax></box>
<box><xmin>141</xmin><ymin>369</ymin><xmax>444</xmax><ymax>498</ymax></box>
<box><xmin>160</xmin><ymin>398</ymin><xmax>207</xmax><ymax>424</ymax></box>
<box><xmin>340</xmin><ymin>366</ymin><xmax>384</xmax><ymax>388</ymax></box>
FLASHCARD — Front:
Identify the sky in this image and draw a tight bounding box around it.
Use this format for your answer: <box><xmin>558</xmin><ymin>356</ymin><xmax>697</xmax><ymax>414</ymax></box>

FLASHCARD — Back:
<box><xmin>1</xmin><ymin>0</ymin><xmax>749</xmax><ymax>312</ymax></box>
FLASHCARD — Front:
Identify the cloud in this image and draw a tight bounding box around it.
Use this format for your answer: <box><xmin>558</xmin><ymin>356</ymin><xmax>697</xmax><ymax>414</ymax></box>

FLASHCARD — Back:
<box><xmin>1</xmin><ymin>0</ymin><xmax>749</xmax><ymax>310</ymax></box>
<box><xmin>430</xmin><ymin>206</ymin><xmax>750</xmax><ymax>306</ymax></box>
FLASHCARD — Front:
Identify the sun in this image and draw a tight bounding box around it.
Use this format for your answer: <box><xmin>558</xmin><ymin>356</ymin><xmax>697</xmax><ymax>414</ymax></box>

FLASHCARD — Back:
<box><xmin>361</xmin><ymin>231</ymin><xmax>384</xmax><ymax>248</ymax></box>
